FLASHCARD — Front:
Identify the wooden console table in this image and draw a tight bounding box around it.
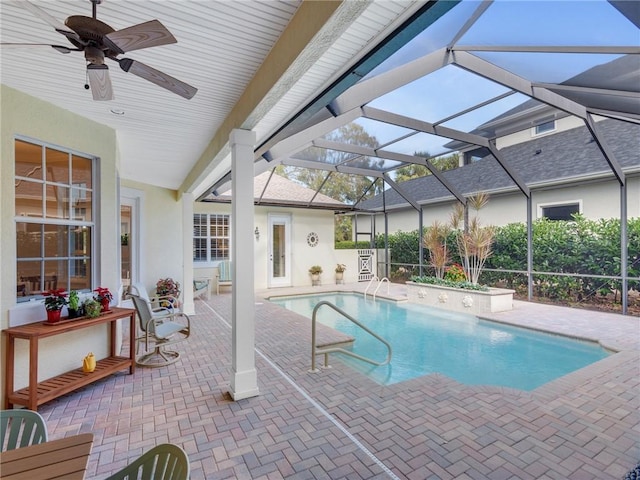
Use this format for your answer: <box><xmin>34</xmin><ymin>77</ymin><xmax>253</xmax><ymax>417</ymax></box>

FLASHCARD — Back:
<box><xmin>3</xmin><ymin>307</ymin><xmax>136</xmax><ymax>411</ymax></box>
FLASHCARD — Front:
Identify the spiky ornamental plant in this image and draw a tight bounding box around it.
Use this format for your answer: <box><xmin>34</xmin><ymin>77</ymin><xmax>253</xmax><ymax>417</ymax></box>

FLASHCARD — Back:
<box><xmin>422</xmin><ymin>220</ymin><xmax>451</xmax><ymax>279</ymax></box>
<box><xmin>453</xmin><ymin>192</ymin><xmax>494</xmax><ymax>284</ymax></box>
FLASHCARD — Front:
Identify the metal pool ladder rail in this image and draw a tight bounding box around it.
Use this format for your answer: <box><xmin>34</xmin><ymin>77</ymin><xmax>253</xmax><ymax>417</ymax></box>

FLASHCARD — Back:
<box><xmin>364</xmin><ymin>276</ymin><xmax>390</xmax><ymax>300</ymax></box>
<box><xmin>310</xmin><ymin>300</ymin><xmax>392</xmax><ymax>372</ymax></box>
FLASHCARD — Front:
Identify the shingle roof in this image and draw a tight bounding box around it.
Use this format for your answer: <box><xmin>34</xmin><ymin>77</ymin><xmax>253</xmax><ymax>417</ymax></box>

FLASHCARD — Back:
<box><xmin>359</xmin><ymin>119</ymin><xmax>640</xmax><ymax>211</ymax></box>
<box><xmin>209</xmin><ymin>171</ymin><xmax>344</xmax><ymax>207</ymax></box>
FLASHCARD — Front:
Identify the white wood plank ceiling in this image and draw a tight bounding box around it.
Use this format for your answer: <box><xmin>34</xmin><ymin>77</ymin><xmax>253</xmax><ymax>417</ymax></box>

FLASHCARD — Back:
<box><xmin>0</xmin><ymin>0</ymin><xmax>421</xmax><ymax>192</ymax></box>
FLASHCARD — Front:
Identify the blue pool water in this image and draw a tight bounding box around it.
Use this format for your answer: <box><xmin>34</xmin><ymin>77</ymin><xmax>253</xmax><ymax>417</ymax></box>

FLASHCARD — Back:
<box><xmin>269</xmin><ymin>293</ymin><xmax>610</xmax><ymax>390</ymax></box>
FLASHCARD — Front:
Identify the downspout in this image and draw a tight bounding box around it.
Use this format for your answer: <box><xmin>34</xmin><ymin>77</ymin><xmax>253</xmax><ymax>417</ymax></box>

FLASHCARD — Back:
<box><xmin>527</xmin><ymin>196</ymin><xmax>533</xmax><ymax>301</ymax></box>
<box><xmin>621</xmin><ymin>183</ymin><xmax>628</xmax><ymax>315</ymax></box>
<box><xmin>419</xmin><ymin>208</ymin><xmax>424</xmax><ymax>276</ymax></box>
<box><xmin>383</xmin><ymin>183</ymin><xmax>389</xmax><ymax>279</ymax></box>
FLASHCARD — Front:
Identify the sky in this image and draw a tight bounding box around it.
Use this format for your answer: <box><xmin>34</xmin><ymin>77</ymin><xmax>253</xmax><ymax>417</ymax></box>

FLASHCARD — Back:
<box><xmin>326</xmin><ymin>0</ymin><xmax>639</xmax><ymax>161</ymax></box>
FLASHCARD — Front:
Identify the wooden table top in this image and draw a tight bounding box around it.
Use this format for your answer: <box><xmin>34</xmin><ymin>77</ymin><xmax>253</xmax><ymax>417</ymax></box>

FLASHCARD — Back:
<box><xmin>0</xmin><ymin>433</ymin><xmax>93</xmax><ymax>480</ymax></box>
<box><xmin>3</xmin><ymin>307</ymin><xmax>135</xmax><ymax>338</ymax></box>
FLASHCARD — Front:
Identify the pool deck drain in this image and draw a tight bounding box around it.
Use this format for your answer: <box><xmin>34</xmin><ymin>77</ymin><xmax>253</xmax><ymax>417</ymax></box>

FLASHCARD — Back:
<box><xmin>37</xmin><ymin>282</ymin><xmax>639</xmax><ymax>479</ymax></box>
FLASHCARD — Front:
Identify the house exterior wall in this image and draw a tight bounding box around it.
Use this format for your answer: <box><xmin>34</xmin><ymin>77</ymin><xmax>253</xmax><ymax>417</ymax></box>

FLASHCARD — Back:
<box><xmin>495</xmin><ymin>116</ymin><xmax>587</xmax><ymax>149</ymax></box>
<box><xmin>374</xmin><ymin>176</ymin><xmax>638</xmax><ymax>235</ymax></box>
<box><xmin>194</xmin><ymin>202</ymin><xmax>360</xmax><ymax>289</ymax></box>
<box><xmin>1</xmin><ymin>85</ymin><xmax>119</xmax><ymax>393</ymax></box>
<box><xmin>120</xmin><ymin>179</ymin><xmax>184</xmax><ymax>297</ymax></box>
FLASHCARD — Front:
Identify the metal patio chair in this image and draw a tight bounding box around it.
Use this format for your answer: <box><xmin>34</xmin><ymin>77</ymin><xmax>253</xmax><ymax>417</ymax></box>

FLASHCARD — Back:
<box><xmin>1</xmin><ymin>409</ymin><xmax>48</xmax><ymax>451</ymax></box>
<box><xmin>104</xmin><ymin>443</ymin><xmax>190</xmax><ymax>480</ymax></box>
<box><xmin>129</xmin><ymin>294</ymin><xmax>191</xmax><ymax>367</ymax></box>
<box><xmin>129</xmin><ymin>282</ymin><xmax>180</xmax><ymax>315</ymax></box>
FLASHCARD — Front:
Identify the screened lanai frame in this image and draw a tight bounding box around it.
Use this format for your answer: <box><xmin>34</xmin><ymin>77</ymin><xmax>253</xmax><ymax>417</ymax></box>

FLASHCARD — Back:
<box><xmin>204</xmin><ymin>0</ymin><xmax>640</xmax><ymax>314</ymax></box>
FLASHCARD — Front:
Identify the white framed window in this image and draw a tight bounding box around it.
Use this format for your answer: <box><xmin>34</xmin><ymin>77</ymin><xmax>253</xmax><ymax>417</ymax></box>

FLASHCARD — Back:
<box><xmin>193</xmin><ymin>213</ymin><xmax>230</xmax><ymax>262</ymax></box>
<box><xmin>15</xmin><ymin>138</ymin><xmax>95</xmax><ymax>301</ymax></box>
<box><xmin>533</xmin><ymin>119</ymin><xmax>556</xmax><ymax>136</ymax></box>
<box><xmin>538</xmin><ymin>201</ymin><xmax>582</xmax><ymax>221</ymax></box>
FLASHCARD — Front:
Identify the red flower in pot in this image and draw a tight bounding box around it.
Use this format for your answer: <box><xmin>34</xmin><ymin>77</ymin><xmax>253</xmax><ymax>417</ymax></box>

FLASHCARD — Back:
<box><xmin>43</xmin><ymin>288</ymin><xmax>68</xmax><ymax>323</ymax></box>
<box><xmin>93</xmin><ymin>287</ymin><xmax>113</xmax><ymax>312</ymax></box>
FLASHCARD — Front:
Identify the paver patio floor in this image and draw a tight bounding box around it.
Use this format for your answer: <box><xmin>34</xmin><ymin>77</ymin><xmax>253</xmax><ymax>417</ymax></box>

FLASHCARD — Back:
<box><xmin>35</xmin><ymin>283</ymin><xmax>638</xmax><ymax>479</ymax></box>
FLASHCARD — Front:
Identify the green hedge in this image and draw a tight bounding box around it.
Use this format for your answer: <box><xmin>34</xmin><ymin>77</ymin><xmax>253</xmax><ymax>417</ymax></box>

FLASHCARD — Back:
<box><xmin>377</xmin><ymin>216</ymin><xmax>640</xmax><ymax>301</ymax></box>
<box><xmin>335</xmin><ymin>240</ymin><xmax>375</xmax><ymax>250</ymax></box>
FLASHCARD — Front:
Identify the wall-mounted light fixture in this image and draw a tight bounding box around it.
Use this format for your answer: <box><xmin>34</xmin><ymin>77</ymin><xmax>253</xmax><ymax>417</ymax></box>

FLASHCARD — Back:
<box><xmin>254</xmin><ymin>227</ymin><xmax>260</xmax><ymax>241</ymax></box>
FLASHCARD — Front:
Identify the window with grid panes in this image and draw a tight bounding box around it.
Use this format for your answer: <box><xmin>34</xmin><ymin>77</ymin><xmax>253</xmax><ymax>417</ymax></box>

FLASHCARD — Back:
<box><xmin>15</xmin><ymin>138</ymin><xmax>94</xmax><ymax>301</ymax></box>
<box><xmin>193</xmin><ymin>214</ymin><xmax>230</xmax><ymax>262</ymax></box>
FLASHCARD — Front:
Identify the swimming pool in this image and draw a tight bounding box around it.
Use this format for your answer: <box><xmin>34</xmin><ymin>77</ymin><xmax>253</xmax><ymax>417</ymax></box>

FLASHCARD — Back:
<box><xmin>269</xmin><ymin>293</ymin><xmax>611</xmax><ymax>390</ymax></box>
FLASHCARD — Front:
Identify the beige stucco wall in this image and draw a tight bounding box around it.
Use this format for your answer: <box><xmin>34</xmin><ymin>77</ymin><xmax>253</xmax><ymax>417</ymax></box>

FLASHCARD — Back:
<box><xmin>1</xmin><ymin>85</ymin><xmax>119</xmax><ymax>393</ymax></box>
<box><xmin>375</xmin><ymin>176</ymin><xmax>638</xmax><ymax>235</ymax></box>
<box><xmin>496</xmin><ymin>116</ymin><xmax>588</xmax><ymax>149</ymax></box>
<box><xmin>120</xmin><ymin>179</ymin><xmax>184</xmax><ymax>296</ymax></box>
<box><xmin>629</xmin><ymin>176</ymin><xmax>640</xmax><ymax>218</ymax></box>
<box><xmin>194</xmin><ymin>202</ymin><xmax>360</xmax><ymax>290</ymax></box>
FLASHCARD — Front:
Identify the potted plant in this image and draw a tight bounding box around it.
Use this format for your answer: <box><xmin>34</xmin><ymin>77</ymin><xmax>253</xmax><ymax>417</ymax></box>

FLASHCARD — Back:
<box><xmin>94</xmin><ymin>287</ymin><xmax>113</xmax><ymax>312</ymax></box>
<box><xmin>335</xmin><ymin>264</ymin><xmax>346</xmax><ymax>284</ymax></box>
<box><xmin>156</xmin><ymin>277</ymin><xmax>181</xmax><ymax>308</ymax></box>
<box><xmin>83</xmin><ymin>298</ymin><xmax>101</xmax><ymax>318</ymax></box>
<box><xmin>309</xmin><ymin>265</ymin><xmax>323</xmax><ymax>286</ymax></box>
<box><xmin>67</xmin><ymin>290</ymin><xmax>82</xmax><ymax>319</ymax></box>
<box><xmin>43</xmin><ymin>288</ymin><xmax>67</xmax><ymax>323</ymax></box>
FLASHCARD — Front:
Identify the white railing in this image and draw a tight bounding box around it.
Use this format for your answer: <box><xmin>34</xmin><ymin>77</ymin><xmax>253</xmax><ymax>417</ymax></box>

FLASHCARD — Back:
<box><xmin>310</xmin><ymin>300</ymin><xmax>392</xmax><ymax>373</ymax></box>
<box><xmin>363</xmin><ymin>276</ymin><xmax>390</xmax><ymax>300</ymax></box>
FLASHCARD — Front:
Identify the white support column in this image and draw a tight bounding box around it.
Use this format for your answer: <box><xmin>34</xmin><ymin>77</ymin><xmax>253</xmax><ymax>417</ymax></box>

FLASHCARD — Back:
<box><xmin>229</xmin><ymin>128</ymin><xmax>259</xmax><ymax>400</ymax></box>
<box><xmin>182</xmin><ymin>192</ymin><xmax>195</xmax><ymax>316</ymax></box>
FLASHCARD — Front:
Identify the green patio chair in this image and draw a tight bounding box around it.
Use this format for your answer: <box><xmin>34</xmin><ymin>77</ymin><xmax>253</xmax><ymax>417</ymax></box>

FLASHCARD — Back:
<box><xmin>1</xmin><ymin>409</ymin><xmax>48</xmax><ymax>451</ymax></box>
<box><xmin>105</xmin><ymin>443</ymin><xmax>190</xmax><ymax>480</ymax></box>
<box><xmin>215</xmin><ymin>260</ymin><xmax>232</xmax><ymax>294</ymax></box>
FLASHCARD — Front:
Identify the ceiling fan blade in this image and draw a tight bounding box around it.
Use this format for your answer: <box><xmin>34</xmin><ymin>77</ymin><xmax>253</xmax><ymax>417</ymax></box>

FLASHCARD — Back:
<box><xmin>87</xmin><ymin>64</ymin><xmax>114</xmax><ymax>101</ymax></box>
<box><xmin>118</xmin><ymin>58</ymin><xmax>197</xmax><ymax>99</ymax></box>
<box><xmin>22</xmin><ymin>1</ymin><xmax>82</xmax><ymax>43</ymax></box>
<box><xmin>0</xmin><ymin>43</ymin><xmax>75</xmax><ymax>53</ymax></box>
<box><xmin>103</xmin><ymin>20</ymin><xmax>177</xmax><ymax>54</ymax></box>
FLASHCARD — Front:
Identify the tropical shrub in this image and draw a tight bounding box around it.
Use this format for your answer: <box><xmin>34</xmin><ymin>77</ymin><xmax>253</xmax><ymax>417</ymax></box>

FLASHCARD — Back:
<box><xmin>444</xmin><ymin>264</ymin><xmax>467</xmax><ymax>282</ymax></box>
<box><xmin>335</xmin><ymin>240</ymin><xmax>375</xmax><ymax>249</ymax></box>
<box><xmin>382</xmin><ymin>216</ymin><xmax>639</xmax><ymax>305</ymax></box>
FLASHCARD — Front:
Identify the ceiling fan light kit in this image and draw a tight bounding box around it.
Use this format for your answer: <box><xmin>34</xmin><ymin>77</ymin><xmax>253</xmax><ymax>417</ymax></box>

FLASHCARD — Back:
<box><xmin>5</xmin><ymin>0</ymin><xmax>197</xmax><ymax>101</ymax></box>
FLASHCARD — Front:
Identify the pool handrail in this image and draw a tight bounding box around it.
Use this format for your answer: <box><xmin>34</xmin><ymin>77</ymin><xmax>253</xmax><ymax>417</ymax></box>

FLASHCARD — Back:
<box><xmin>372</xmin><ymin>277</ymin><xmax>390</xmax><ymax>300</ymax></box>
<box><xmin>363</xmin><ymin>276</ymin><xmax>379</xmax><ymax>299</ymax></box>
<box><xmin>310</xmin><ymin>300</ymin><xmax>392</xmax><ymax>373</ymax></box>
<box><xmin>364</xmin><ymin>276</ymin><xmax>390</xmax><ymax>300</ymax></box>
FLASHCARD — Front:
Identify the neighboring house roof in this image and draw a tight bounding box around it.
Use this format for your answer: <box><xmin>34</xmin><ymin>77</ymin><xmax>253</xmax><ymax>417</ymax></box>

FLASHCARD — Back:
<box><xmin>205</xmin><ymin>171</ymin><xmax>344</xmax><ymax>208</ymax></box>
<box><xmin>446</xmin><ymin>56</ymin><xmax>638</xmax><ymax>151</ymax></box>
<box><xmin>359</xmin><ymin>119</ymin><xmax>640</xmax><ymax>211</ymax></box>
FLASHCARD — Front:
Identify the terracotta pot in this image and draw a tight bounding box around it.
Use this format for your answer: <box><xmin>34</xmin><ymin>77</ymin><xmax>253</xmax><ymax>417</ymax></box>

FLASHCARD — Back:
<box><xmin>46</xmin><ymin>309</ymin><xmax>62</xmax><ymax>323</ymax></box>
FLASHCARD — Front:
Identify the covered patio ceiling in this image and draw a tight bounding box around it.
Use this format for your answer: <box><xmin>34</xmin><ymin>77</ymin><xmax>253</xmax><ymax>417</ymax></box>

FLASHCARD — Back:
<box><xmin>205</xmin><ymin>0</ymin><xmax>639</xmax><ymax>212</ymax></box>
<box><xmin>2</xmin><ymin>1</ymin><xmax>638</xmax><ymax>207</ymax></box>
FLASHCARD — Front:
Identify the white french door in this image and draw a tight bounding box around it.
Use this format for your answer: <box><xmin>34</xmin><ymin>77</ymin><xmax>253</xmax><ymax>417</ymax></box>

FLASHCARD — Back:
<box><xmin>119</xmin><ymin>187</ymin><xmax>143</xmax><ymax>295</ymax></box>
<box><xmin>268</xmin><ymin>214</ymin><xmax>291</xmax><ymax>287</ymax></box>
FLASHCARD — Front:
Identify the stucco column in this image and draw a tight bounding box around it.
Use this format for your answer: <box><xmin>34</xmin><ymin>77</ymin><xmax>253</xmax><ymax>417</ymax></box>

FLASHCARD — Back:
<box><xmin>182</xmin><ymin>192</ymin><xmax>195</xmax><ymax>316</ymax></box>
<box><xmin>229</xmin><ymin>128</ymin><xmax>259</xmax><ymax>400</ymax></box>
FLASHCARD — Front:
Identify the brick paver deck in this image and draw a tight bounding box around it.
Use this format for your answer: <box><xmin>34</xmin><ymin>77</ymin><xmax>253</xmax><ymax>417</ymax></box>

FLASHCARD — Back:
<box><xmin>34</xmin><ymin>283</ymin><xmax>638</xmax><ymax>479</ymax></box>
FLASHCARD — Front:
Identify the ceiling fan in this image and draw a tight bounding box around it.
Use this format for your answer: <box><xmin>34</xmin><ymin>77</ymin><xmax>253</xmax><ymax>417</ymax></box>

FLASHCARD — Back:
<box><xmin>3</xmin><ymin>0</ymin><xmax>197</xmax><ymax>101</ymax></box>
